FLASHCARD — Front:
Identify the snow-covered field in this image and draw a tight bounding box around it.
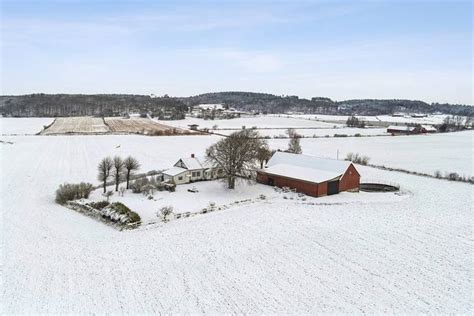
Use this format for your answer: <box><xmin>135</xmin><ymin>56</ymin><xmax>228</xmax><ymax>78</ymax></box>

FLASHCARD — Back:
<box><xmin>215</xmin><ymin>127</ymin><xmax>388</xmax><ymax>137</ymax></box>
<box><xmin>269</xmin><ymin>130</ymin><xmax>473</xmax><ymax>177</ymax></box>
<box><xmin>275</xmin><ymin>114</ymin><xmax>451</xmax><ymax>125</ymax></box>
<box><xmin>155</xmin><ymin>116</ymin><xmax>341</xmax><ymax>129</ymax></box>
<box><xmin>1</xmin><ymin>133</ymin><xmax>472</xmax><ymax>313</ymax></box>
<box><xmin>0</xmin><ymin>117</ymin><xmax>54</xmax><ymax>135</ymax></box>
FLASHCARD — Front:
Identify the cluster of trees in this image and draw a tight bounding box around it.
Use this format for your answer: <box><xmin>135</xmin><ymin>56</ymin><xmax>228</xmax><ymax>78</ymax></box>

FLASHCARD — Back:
<box><xmin>55</xmin><ymin>182</ymin><xmax>94</xmax><ymax>204</ymax></box>
<box><xmin>438</xmin><ymin>115</ymin><xmax>473</xmax><ymax>132</ymax></box>
<box><xmin>206</xmin><ymin>128</ymin><xmax>303</xmax><ymax>189</ymax></box>
<box><xmin>0</xmin><ymin>94</ymin><xmax>187</xmax><ymax>118</ymax></box>
<box><xmin>346</xmin><ymin>115</ymin><xmax>366</xmax><ymax>128</ymax></box>
<box><xmin>97</xmin><ymin>156</ymin><xmax>141</xmax><ymax>193</ymax></box>
<box><xmin>345</xmin><ymin>153</ymin><xmax>370</xmax><ymax>165</ymax></box>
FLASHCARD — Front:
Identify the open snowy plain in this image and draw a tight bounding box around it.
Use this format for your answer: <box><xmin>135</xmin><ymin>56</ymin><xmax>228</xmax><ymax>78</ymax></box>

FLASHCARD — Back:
<box><xmin>1</xmin><ymin>118</ymin><xmax>472</xmax><ymax>313</ymax></box>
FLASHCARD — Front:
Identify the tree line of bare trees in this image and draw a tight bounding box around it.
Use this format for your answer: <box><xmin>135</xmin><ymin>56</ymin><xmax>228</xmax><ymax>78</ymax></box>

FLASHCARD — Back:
<box><xmin>98</xmin><ymin>156</ymin><xmax>141</xmax><ymax>193</ymax></box>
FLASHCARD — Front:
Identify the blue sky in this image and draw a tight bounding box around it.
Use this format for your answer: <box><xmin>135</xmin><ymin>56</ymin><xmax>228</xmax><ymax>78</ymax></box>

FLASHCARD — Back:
<box><xmin>1</xmin><ymin>0</ymin><xmax>472</xmax><ymax>104</ymax></box>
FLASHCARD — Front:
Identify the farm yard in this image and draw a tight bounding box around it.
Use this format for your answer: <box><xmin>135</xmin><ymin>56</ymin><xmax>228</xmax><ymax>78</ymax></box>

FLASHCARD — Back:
<box><xmin>1</xmin><ymin>130</ymin><xmax>472</xmax><ymax>313</ymax></box>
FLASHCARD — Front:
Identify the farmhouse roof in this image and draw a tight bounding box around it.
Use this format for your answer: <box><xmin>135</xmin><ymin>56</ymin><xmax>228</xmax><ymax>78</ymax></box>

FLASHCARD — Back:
<box><xmin>163</xmin><ymin>167</ymin><xmax>188</xmax><ymax>176</ymax></box>
<box><xmin>178</xmin><ymin>156</ymin><xmax>213</xmax><ymax>170</ymax></box>
<box><xmin>263</xmin><ymin>151</ymin><xmax>354</xmax><ymax>183</ymax></box>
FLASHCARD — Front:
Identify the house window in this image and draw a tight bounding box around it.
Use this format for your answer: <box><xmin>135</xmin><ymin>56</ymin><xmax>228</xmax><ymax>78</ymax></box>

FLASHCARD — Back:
<box><xmin>178</xmin><ymin>176</ymin><xmax>183</xmax><ymax>180</ymax></box>
<box><xmin>192</xmin><ymin>171</ymin><xmax>201</xmax><ymax>177</ymax></box>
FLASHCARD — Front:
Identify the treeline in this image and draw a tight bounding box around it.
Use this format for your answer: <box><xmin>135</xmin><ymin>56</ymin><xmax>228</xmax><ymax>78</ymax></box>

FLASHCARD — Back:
<box><xmin>180</xmin><ymin>92</ymin><xmax>338</xmax><ymax>114</ymax></box>
<box><xmin>0</xmin><ymin>94</ymin><xmax>187</xmax><ymax>119</ymax></box>
<box><xmin>181</xmin><ymin>92</ymin><xmax>474</xmax><ymax>116</ymax></box>
<box><xmin>1</xmin><ymin>92</ymin><xmax>473</xmax><ymax>118</ymax></box>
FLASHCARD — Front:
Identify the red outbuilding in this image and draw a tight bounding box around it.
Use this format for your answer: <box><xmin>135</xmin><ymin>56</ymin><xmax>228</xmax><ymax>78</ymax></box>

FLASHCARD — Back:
<box><xmin>257</xmin><ymin>151</ymin><xmax>360</xmax><ymax>197</ymax></box>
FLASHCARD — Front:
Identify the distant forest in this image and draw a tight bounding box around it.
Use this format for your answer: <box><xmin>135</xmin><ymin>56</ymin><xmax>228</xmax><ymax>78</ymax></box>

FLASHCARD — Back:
<box><xmin>0</xmin><ymin>94</ymin><xmax>187</xmax><ymax>119</ymax></box>
<box><xmin>180</xmin><ymin>92</ymin><xmax>474</xmax><ymax>116</ymax></box>
<box><xmin>1</xmin><ymin>92</ymin><xmax>472</xmax><ymax>117</ymax></box>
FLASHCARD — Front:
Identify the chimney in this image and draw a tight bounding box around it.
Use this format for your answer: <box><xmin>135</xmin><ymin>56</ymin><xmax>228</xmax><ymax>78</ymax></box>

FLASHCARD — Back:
<box><xmin>191</xmin><ymin>153</ymin><xmax>195</xmax><ymax>158</ymax></box>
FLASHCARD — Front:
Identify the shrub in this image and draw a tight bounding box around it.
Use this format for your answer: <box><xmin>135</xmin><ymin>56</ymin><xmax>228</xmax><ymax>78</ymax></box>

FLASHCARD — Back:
<box><xmin>55</xmin><ymin>182</ymin><xmax>94</xmax><ymax>204</ymax></box>
<box><xmin>334</xmin><ymin>134</ymin><xmax>348</xmax><ymax>137</ymax></box>
<box><xmin>354</xmin><ymin>133</ymin><xmax>362</xmax><ymax>137</ymax></box>
<box><xmin>88</xmin><ymin>201</ymin><xmax>110</xmax><ymax>209</ymax></box>
<box><xmin>447</xmin><ymin>172</ymin><xmax>460</xmax><ymax>181</ymax></box>
<box><xmin>259</xmin><ymin>194</ymin><xmax>266</xmax><ymax>200</ymax></box>
<box><xmin>434</xmin><ymin>170</ymin><xmax>442</xmax><ymax>178</ymax></box>
<box><xmin>110</xmin><ymin>202</ymin><xmax>141</xmax><ymax>224</ymax></box>
<box><xmin>159</xmin><ymin>206</ymin><xmax>174</xmax><ymax>222</ymax></box>
<box><xmin>345</xmin><ymin>152</ymin><xmax>370</xmax><ymax>165</ymax></box>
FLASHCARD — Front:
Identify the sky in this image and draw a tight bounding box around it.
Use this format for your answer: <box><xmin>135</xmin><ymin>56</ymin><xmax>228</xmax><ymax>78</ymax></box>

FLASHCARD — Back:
<box><xmin>1</xmin><ymin>0</ymin><xmax>472</xmax><ymax>104</ymax></box>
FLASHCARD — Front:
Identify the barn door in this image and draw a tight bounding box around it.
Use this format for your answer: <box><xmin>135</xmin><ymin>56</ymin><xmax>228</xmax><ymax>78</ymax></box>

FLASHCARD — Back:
<box><xmin>327</xmin><ymin>180</ymin><xmax>339</xmax><ymax>195</ymax></box>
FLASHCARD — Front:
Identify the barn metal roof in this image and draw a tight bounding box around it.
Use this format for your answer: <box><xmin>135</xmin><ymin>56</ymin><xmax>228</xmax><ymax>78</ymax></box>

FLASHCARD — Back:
<box><xmin>263</xmin><ymin>151</ymin><xmax>353</xmax><ymax>183</ymax></box>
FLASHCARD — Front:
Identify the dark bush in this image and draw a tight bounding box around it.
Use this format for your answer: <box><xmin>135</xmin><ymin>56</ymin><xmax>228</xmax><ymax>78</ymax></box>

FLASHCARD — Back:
<box><xmin>55</xmin><ymin>182</ymin><xmax>94</xmax><ymax>204</ymax></box>
<box><xmin>88</xmin><ymin>201</ymin><xmax>110</xmax><ymax>209</ymax></box>
<box><xmin>110</xmin><ymin>202</ymin><xmax>141</xmax><ymax>224</ymax></box>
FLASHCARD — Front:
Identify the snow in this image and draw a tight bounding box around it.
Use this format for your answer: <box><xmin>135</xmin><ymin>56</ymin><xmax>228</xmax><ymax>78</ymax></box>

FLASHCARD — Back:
<box><xmin>0</xmin><ymin>117</ymin><xmax>54</xmax><ymax>135</ymax></box>
<box><xmin>263</xmin><ymin>151</ymin><xmax>352</xmax><ymax>183</ymax></box>
<box><xmin>387</xmin><ymin>125</ymin><xmax>415</xmax><ymax>131</ymax></box>
<box><xmin>276</xmin><ymin>114</ymin><xmax>453</xmax><ymax>125</ymax></box>
<box><xmin>162</xmin><ymin>166</ymin><xmax>187</xmax><ymax>176</ymax></box>
<box><xmin>269</xmin><ymin>131</ymin><xmax>473</xmax><ymax>177</ymax></box>
<box><xmin>87</xmin><ymin>180</ymin><xmax>278</xmax><ymax>224</ymax></box>
<box><xmin>179</xmin><ymin>156</ymin><xmax>211</xmax><ymax>170</ymax></box>
<box><xmin>1</xmin><ymin>133</ymin><xmax>473</xmax><ymax>313</ymax></box>
<box><xmin>216</xmin><ymin>127</ymin><xmax>388</xmax><ymax>137</ymax></box>
<box><xmin>155</xmin><ymin>116</ymin><xmax>341</xmax><ymax>129</ymax></box>
<box><xmin>263</xmin><ymin>164</ymin><xmax>343</xmax><ymax>183</ymax></box>
<box><xmin>196</xmin><ymin>103</ymin><xmax>224</xmax><ymax>110</ymax></box>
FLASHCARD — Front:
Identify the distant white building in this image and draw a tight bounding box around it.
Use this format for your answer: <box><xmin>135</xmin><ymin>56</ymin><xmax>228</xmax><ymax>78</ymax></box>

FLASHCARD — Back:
<box><xmin>162</xmin><ymin>154</ymin><xmax>223</xmax><ymax>184</ymax></box>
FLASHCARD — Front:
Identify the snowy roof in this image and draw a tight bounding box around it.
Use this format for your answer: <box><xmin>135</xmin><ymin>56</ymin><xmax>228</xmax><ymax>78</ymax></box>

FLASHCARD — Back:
<box><xmin>263</xmin><ymin>151</ymin><xmax>354</xmax><ymax>183</ymax></box>
<box><xmin>196</xmin><ymin>103</ymin><xmax>224</xmax><ymax>110</ymax></box>
<box><xmin>387</xmin><ymin>125</ymin><xmax>415</xmax><ymax>131</ymax></box>
<box><xmin>421</xmin><ymin>125</ymin><xmax>437</xmax><ymax>131</ymax></box>
<box><xmin>162</xmin><ymin>167</ymin><xmax>188</xmax><ymax>176</ymax></box>
<box><xmin>177</xmin><ymin>156</ymin><xmax>213</xmax><ymax>170</ymax></box>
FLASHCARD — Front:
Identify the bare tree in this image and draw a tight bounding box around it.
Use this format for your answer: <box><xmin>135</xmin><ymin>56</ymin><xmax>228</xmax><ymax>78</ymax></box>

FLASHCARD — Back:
<box><xmin>206</xmin><ymin>129</ymin><xmax>267</xmax><ymax>189</ymax></box>
<box><xmin>98</xmin><ymin>157</ymin><xmax>113</xmax><ymax>193</ymax></box>
<box><xmin>287</xmin><ymin>128</ymin><xmax>302</xmax><ymax>154</ymax></box>
<box><xmin>124</xmin><ymin>156</ymin><xmax>141</xmax><ymax>189</ymax></box>
<box><xmin>256</xmin><ymin>145</ymin><xmax>273</xmax><ymax>169</ymax></box>
<box><xmin>112</xmin><ymin>156</ymin><xmax>125</xmax><ymax>192</ymax></box>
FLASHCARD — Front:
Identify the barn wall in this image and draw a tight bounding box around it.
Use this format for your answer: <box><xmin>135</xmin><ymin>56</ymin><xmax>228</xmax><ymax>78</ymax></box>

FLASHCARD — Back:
<box><xmin>339</xmin><ymin>164</ymin><xmax>360</xmax><ymax>192</ymax></box>
<box><xmin>257</xmin><ymin>171</ymin><xmax>321</xmax><ymax>197</ymax></box>
<box><xmin>317</xmin><ymin>182</ymin><xmax>328</xmax><ymax>196</ymax></box>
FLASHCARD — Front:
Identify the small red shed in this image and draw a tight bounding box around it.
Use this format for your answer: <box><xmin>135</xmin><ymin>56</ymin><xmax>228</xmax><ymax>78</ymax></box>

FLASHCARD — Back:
<box><xmin>257</xmin><ymin>152</ymin><xmax>360</xmax><ymax>197</ymax></box>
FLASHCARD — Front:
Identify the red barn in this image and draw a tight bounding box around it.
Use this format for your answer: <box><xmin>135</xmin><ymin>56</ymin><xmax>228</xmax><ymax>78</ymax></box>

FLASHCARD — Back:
<box><xmin>257</xmin><ymin>152</ymin><xmax>360</xmax><ymax>197</ymax></box>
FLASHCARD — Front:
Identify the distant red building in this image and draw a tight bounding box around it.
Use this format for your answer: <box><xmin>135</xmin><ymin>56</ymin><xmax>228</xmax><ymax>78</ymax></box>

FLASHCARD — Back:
<box><xmin>256</xmin><ymin>152</ymin><xmax>360</xmax><ymax>197</ymax></box>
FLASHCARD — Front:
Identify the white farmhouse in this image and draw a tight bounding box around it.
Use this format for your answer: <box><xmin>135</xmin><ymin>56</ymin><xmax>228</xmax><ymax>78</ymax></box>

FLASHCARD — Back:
<box><xmin>162</xmin><ymin>154</ymin><xmax>223</xmax><ymax>185</ymax></box>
